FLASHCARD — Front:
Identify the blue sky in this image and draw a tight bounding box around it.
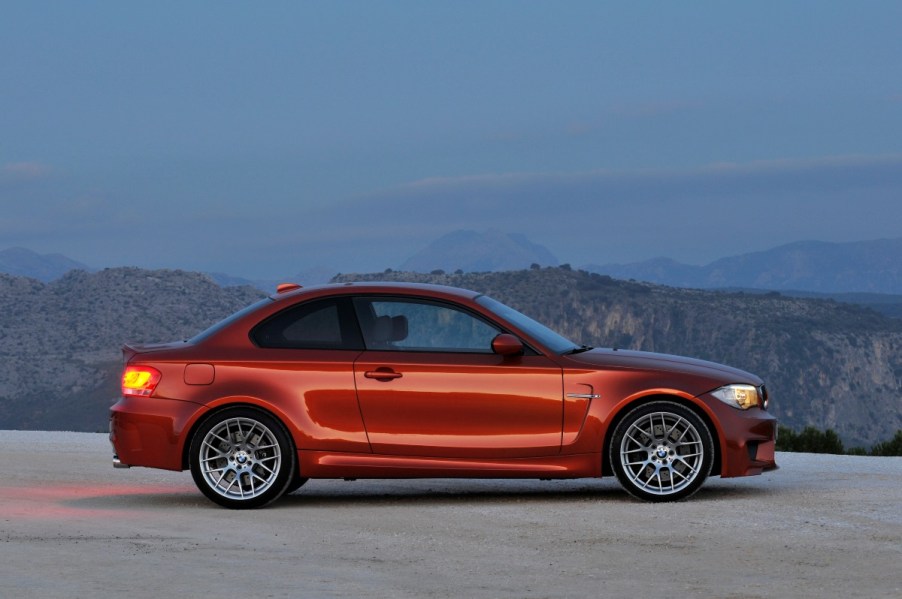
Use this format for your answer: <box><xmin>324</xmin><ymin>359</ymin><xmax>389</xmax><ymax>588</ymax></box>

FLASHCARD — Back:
<box><xmin>2</xmin><ymin>1</ymin><xmax>901</xmax><ymax>278</ymax></box>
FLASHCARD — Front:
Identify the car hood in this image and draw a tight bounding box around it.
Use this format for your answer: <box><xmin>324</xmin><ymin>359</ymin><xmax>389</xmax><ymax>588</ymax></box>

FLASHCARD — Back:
<box><xmin>564</xmin><ymin>348</ymin><xmax>763</xmax><ymax>386</ymax></box>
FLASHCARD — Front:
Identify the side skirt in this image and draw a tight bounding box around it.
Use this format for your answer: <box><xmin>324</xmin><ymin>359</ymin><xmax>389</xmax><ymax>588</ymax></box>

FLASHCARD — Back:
<box><xmin>298</xmin><ymin>450</ymin><xmax>602</xmax><ymax>479</ymax></box>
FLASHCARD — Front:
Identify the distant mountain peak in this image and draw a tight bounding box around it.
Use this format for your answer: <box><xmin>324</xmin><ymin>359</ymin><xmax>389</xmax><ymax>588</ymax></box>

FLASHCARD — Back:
<box><xmin>400</xmin><ymin>230</ymin><xmax>559</xmax><ymax>273</ymax></box>
<box><xmin>0</xmin><ymin>247</ymin><xmax>91</xmax><ymax>282</ymax></box>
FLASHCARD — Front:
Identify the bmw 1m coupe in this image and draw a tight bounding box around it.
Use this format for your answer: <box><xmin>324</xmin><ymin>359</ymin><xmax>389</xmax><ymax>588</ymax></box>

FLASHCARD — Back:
<box><xmin>110</xmin><ymin>281</ymin><xmax>777</xmax><ymax>508</ymax></box>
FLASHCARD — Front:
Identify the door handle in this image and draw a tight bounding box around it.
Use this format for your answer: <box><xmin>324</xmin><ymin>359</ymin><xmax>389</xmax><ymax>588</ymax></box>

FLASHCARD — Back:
<box><xmin>364</xmin><ymin>368</ymin><xmax>403</xmax><ymax>381</ymax></box>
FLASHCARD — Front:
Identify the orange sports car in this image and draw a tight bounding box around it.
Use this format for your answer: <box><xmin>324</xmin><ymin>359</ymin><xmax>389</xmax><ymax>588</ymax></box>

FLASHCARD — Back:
<box><xmin>110</xmin><ymin>281</ymin><xmax>777</xmax><ymax>508</ymax></box>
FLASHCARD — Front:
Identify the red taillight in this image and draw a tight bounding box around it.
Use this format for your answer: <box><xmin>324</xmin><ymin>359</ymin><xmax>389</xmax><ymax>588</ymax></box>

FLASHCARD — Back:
<box><xmin>122</xmin><ymin>366</ymin><xmax>162</xmax><ymax>397</ymax></box>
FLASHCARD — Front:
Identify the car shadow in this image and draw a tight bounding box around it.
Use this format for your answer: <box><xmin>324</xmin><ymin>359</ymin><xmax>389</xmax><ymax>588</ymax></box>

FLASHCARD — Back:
<box><xmin>690</xmin><ymin>482</ymin><xmax>778</xmax><ymax>502</ymax></box>
<box><xmin>278</xmin><ymin>480</ymin><xmax>627</xmax><ymax>508</ymax></box>
<box><xmin>61</xmin><ymin>478</ymin><xmax>779</xmax><ymax>511</ymax></box>
<box><xmin>60</xmin><ymin>487</ymin><xmax>210</xmax><ymax>511</ymax></box>
<box><xmin>281</xmin><ymin>481</ymin><xmax>778</xmax><ymax>508</ymax></box>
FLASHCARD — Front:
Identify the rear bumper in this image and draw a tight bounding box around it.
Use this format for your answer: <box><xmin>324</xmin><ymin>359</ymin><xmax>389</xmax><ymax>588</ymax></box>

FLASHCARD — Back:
<box><xmin>109</xmin><ymin>395</ymin><xmax>205</xmax><ymax>471</ymax></box>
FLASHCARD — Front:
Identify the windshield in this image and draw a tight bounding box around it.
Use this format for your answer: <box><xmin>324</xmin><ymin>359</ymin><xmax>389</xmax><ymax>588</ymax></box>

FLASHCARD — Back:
<box><xmin>475</xmin><ymin>295</ymin><xmax>579</xmax><ymax>355</ymax></box>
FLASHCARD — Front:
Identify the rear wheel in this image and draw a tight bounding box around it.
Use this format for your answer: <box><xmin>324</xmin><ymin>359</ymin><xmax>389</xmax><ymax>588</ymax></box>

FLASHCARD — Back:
<box><xmin>610</xmin><ymin>401</ymin><xmax>713</xmax><ymax>502</ymax></box>
<box><xmin>189</xmin><ymin>408</ymin><xmax>295</xmax><ymax>509</ymax></box>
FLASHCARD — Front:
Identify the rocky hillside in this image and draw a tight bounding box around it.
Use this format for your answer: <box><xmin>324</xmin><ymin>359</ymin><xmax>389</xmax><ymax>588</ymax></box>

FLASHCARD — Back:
<box><xmin>337</xmin><ymin>268</ymin><xmax>902</xmax><ymax>447</ymax></box>
<box><xmin>1</xmin><ymin>266</ymin><xmax>900</xmax><ymax>448</ymax></box>
<box><xmin>0</xmin><ymin>268</ymin><xmax>264</xmax><ymax>431</ymax></box>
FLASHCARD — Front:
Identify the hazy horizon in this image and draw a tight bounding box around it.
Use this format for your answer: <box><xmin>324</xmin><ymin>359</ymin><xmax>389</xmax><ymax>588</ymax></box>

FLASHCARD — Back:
<box><xmin>5</xmin><ymin>231</ymin><xmax>902</xmax><ymax>284</ymax></box>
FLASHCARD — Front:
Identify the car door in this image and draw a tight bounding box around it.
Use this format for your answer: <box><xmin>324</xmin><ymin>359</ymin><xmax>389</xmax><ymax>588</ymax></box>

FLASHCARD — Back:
<box><xmin>352</xmin><ymin>296</ymin><xmax>564</xmax><ymax>458</ymax></box>
<box><xmin>248</xmin><ymin>296</ymin><xmax>369</xmax><ymax>452</ymax></box>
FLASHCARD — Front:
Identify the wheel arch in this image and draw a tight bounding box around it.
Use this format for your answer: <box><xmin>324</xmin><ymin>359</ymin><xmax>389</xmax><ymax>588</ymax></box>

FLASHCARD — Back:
<box><xmin>180</xmin><ymin>399</ymin><xmax>297</xmax><ymax>470</ymax></box>
<box><xmin>600</xmin><ymin>393</ymin><xmax>723</xmax><ymax>478</ymax></box>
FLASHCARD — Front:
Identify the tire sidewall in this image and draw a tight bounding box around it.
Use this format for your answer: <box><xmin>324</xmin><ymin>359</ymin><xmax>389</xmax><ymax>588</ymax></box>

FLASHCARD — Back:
<box><xmin>609</xmin><ymin>400</ymin><xmax>714</xmax><ymax>502</ymax></box>
<box><xmin>189</xmin><ymin>407</ymin><xmax>296</xmax><ymax>509</ymax></box>
<box><xmin>285</xmin><ymin>472</ymin><xmax>309</xmax><ymax>494</ymax></box>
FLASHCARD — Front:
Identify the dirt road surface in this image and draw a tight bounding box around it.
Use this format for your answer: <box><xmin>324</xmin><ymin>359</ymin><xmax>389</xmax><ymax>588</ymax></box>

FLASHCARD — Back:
<box><xmin>1</xmin><ymin>431</ymin><xmax>899</xmax><ymax>598</ymax></box>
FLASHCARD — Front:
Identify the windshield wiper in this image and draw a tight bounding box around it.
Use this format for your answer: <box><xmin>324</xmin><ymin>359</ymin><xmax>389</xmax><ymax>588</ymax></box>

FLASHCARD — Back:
<box><xmin>564</xmin><ymin>345</ymin><xmax>593</xmax><ymax>355</ymax></box>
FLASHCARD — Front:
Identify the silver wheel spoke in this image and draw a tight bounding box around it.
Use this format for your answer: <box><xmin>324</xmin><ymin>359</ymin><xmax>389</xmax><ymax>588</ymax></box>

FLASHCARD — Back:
<box><xmin>674</xmin><ymin>456</ymin><xmax>700</xmax><ymax>472</ymax></box>
<box><xmin>666</xmin><ymin>416</ymin><xmax>685</xmax><ymax>439</ymax></box>
<box><xmin>671</xmin><ymin>468</ymin><xmax>690</xmax><ymax>483</ymax></box>
<box><xmin>217</xmin><ymin>470</ymin><xmax>230</xmax><ymax>487</ymax></box>
<box><xmin>254</xmin><ymin>462</ymin><xmax>276</xmax><ymax>476</ymax></box>
<box><xmin>625</xmin><ymin>430</ymin><xmax>651</xmax><ymax>448</ymax></box>
<box><xmin>209</xmin><ymin>431</ymin><xmax>231</xmax><ymax>446</ymax></box>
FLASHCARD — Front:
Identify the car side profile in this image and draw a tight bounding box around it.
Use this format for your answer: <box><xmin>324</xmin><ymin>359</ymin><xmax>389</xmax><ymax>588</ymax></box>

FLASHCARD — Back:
<box><xmin>110</xmin><ymin>281</ymin><xmax>777</xmax><ymax>508</ymax></box>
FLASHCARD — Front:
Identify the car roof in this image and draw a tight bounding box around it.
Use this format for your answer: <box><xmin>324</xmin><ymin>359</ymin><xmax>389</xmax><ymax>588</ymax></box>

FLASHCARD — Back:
<box><xmin>271</xmin><ymin>281</ymin><xmax>483</xmax><ymax>303</ymax></box>
<box><xmin>192</xmin><ymin>281</ymin><xmax>486</xmax><ymax>347</ymax></box>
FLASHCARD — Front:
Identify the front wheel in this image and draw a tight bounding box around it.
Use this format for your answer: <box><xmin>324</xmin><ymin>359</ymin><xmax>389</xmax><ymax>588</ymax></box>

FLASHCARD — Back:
<box><xmin>189</xmin><ymin>408</ymin><xmax>295</xmax><ymax>509</ymax></box>
<box><xmin>610</xmin><ymin>401</ymin><xmax>714</xmax><ymax>502</ymax></box>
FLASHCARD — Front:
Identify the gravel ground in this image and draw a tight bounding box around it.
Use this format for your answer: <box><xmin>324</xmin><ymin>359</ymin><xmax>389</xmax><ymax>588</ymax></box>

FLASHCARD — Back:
<box><xmin>1</xmin><ymin>430</ymin><xmax>900</xmax><ymax>598</ymax></box>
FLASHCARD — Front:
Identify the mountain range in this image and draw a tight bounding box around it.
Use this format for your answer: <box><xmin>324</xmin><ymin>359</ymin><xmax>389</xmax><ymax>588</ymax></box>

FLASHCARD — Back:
<box><xmin>4</xmin><ymin>235</ymin><xmax>902</xmax><ymax>297</ymax></box>
<box><xmin>1</xmin><ymin>266</ymin><xmax>899</xmax><ymax>448</ymax></box>
<box><xmin>0</xmin><ymin>247</ymin><xmax>336</xmax><ymax>292</ymax></box>
<box><xmin>587</xmin><ymin>237</ymin><xmax>902</xmax><ymax>294</ymax></box>
<box><xmin>0</xmin><ymin>247</ymin><xmax>92</xmax><ymax>282</ymax></box>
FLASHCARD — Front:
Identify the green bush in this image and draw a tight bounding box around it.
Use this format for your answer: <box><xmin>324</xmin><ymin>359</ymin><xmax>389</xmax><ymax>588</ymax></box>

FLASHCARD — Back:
<box><xmin>870</xmin><ymin>430</ymin><xmax>902</xmax><ymax>456</ymax></box>
<box><xmin>777</xmin><ymin>425</ymin><xmax>902</xmax><ymax>456</ymax></box>
<box><xmin>777</xmin><ymin>425</ymin><xmax>844</xmax><ymax>454</ymax></box>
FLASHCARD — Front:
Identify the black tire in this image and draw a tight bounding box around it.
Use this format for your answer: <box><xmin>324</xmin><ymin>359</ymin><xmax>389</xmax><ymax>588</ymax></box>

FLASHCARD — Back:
<box><xmin>609</xmin><ymin>401</ymin><xmax>714</xmax><ymax>502</ymax></box>
<box><xmin>189</xmin><ymin>407</ymin><xmax>295</xmax><ymax>509</ymax></box>
<box><xmin>285</xmin><ymin>471</ymin><xmax>309</xmax><ymax>494</ymax></box>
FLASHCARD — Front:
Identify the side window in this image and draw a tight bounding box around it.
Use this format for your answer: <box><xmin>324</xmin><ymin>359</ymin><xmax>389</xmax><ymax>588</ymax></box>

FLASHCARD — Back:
<box><xmin>353</xmin><ymin>298</ymin><xmax>500</xmax><ymax>353</ymax></box>
<box><xmin>252</xmin><ymin>298</ymin><xmax>363</xmax><ymax>350</ymax></box>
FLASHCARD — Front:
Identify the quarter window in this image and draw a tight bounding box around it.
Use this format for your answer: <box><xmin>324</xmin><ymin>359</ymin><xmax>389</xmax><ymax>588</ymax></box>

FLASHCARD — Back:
<box><xmin>252</xmin><ymin>298</ymin><xmax>363</xmax><ymax>350</ymax></box>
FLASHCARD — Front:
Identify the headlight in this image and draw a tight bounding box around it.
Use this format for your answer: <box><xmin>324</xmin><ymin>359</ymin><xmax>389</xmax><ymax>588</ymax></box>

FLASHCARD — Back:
<box><xmin>711</xmin><ymin>384</ymin><xmax>760</xmax><ymax>410</ymax></box>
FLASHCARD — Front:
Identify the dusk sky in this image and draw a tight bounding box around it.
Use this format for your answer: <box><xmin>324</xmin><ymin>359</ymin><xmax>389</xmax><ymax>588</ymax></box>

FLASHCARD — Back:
<box><xmin>2</xmin><ymin>2</ymin><xmax>901</xmax><ymax>279</ymax></box>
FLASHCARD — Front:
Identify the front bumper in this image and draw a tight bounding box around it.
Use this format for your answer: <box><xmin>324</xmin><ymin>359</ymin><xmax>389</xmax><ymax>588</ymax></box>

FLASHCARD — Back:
<box><xmin>701</xmin><ymin>394</ymin><xmax>779</xmax><ymax>478</ymax></box>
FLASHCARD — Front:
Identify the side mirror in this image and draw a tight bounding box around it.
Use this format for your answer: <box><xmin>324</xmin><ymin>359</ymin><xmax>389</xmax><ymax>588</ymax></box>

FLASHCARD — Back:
<box><xmin>491</xmin><ymin>333</ymin><xmax>523</xmax><ymax>356</ymax></box>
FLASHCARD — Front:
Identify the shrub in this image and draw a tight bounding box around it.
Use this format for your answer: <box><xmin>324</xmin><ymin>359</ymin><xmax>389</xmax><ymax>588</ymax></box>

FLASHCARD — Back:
<box><xmin>870</xmin><ymin>430</ymin><xmax>902</xmax><ymax>456</ymax></box>
<box><xmin>777</xmin><ymin>425</ymin><xmax>844</xmax><ymax>454</ymax></box>
<box><xmin>778</xmin><ymin>425</ymin><xmax>902</xmax><ymax>456</ymax></box>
